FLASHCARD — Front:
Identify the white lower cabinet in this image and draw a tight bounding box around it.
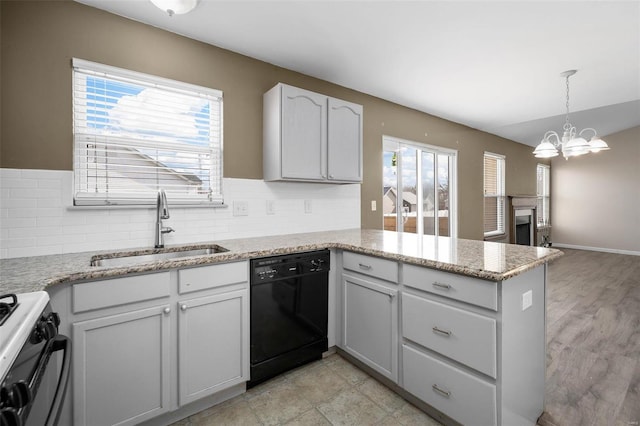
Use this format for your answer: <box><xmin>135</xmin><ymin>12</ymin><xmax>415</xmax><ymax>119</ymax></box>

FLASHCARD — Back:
<box><xmin>69</xmin><ymin>261</ymin><xmax>249</xmax><ymax>425</ymax></box>
<box><xmin>342</xmin><ymin>272</ymin><xmax>398</xmax><ymax>382</ymax></box>
<box><xmin>178</xmin><ymin>289</ymin><xmax>249</xmax><ymax>405</ymax></box>
<box><xmin>338</xmin><ymin>251</ymin><xmax>546</xmax><ymax>426</ymax></box>
<box><xmin>73</xmin><ymin>305</ymin><xmax>171</xmax><ymax>426</ymax></box>
<box><xmin>402</xmin><ymin>293</ymin><xmax>497</xmax><ymax>378</ymax></box>
<box><xmin>403</xmin><ymin>345</ymin><xmax>497</xmax><ymax>426</ymax></box>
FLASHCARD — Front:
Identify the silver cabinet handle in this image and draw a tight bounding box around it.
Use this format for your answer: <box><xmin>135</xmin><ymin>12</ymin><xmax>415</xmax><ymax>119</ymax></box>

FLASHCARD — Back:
<box><xmin>329</xmin><ymin>174</ymin><xmax>334</xmax><ymax>179</ymax></box>
<box><xmin>163</xmin><ymin>307</ymin><xmax>171</xmax><ymax>315</ymax></box>
<box><xmin>432</xmin><ymin>282</ymin><xmax>451</xmax><ymax>290</ymax></box>
<box><xmin>358</xmin><ymin>263</ymin><xmax>372</xmax><ymax>270</ymax></box>
<box><xmin>432</xmin><ymin>326</ymin><xmax>452</xmax><ymax>337</ymax></box>
<box><xmin>432</xmin><ymin>384</ymin><xmax>451</xmax><ymax>397</ymax></box>
<box><xmin>388</xmin><ymin>292</ymin><xmax>396</xmax><ymax>300</ymax></box>
<box><xmin>180</xmin><ymin>304</ymin><xmax>188</xmax><ymax>311</ymax></box>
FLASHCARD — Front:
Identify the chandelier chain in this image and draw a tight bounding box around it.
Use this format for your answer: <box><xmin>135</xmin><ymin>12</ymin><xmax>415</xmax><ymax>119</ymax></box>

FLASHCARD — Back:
<box><xmin>564</xmin><ymin>75</ymin><xmax>571</xmax><ymax>131</ymax></box>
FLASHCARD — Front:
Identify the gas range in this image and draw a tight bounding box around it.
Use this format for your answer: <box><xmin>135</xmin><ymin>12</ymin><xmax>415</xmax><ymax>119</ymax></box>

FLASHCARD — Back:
<box><xmin>0</xmin><ymin>292</ymin><xmax>51</xmax><ymax>382</ymax></box>
<box><xmin>0</xmin><ymin>292</ymin><xmax>71</xmax><ymax>425</ymax></box>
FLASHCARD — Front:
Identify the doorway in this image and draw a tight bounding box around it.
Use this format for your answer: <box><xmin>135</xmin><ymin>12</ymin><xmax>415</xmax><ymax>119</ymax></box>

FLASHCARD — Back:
<box><xmin>382</xmin><ymin>136</ymin><xmax>457</xmax><ymax>237</ymax></box>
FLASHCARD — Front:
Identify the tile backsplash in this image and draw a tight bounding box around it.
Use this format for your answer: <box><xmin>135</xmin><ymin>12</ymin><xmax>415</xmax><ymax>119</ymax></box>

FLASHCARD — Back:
<box><xmin>0</xmin><ymin>169</ymin><xmax>361</xmax><ymax>259</ymax></box>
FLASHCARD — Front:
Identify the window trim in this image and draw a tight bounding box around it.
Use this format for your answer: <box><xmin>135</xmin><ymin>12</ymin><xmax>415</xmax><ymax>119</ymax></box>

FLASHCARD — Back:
<box><xmin>71</xmin><ymin>58</ymin><xmax>224</xmax><ymax>207</ymax></box>
<box><xmin>483</xmin><ymin>152</ymin><xmax>506</xmax><ymax>238</ymax></box>
<box><xmin>536</xmin><ymin>163</ymin><xmax>551</xmax><ymax>227</ymax></box>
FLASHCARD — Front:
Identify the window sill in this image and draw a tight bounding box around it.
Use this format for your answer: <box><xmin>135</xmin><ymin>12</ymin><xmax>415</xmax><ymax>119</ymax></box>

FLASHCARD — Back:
<box><xmin>67</xmin><ymin>203</ymin><xmax>228</xmax><ymax>211</ymax></box>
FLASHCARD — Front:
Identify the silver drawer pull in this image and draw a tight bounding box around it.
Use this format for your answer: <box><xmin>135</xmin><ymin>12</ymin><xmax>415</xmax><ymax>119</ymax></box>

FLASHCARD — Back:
<box><xmin>358</xmin><ymin>263</ymin><xmax>372</xmax><ymax>270</ymax></box>
<box><xmin>432</xmin><ymin>384</ymin><xmax>451</xmax><ymax>397</ymax></box>
<box><xmin>432</xmin><ymin>282</ymin><xmax>451</xmax><ymax>290</ymax></box>
<box><xmin>432</xmin><ymin>326</ymin><xmax>452</xmax><ymax>337</ymax></box>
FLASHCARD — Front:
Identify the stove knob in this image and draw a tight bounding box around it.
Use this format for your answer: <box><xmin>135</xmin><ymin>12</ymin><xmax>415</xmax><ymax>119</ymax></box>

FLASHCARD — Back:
<box><xmin>49</xmin><ymin>312</ymin><xmax>61</xmax><ymax>327</ymax></box>
<box><xmin>5</xmin><ymin>381</ymin><xmax>31</xmax><ymax>410</ymax></box>
<box><xmin>30</xmin><ymin>319</ymin><xmax>57</xmax><ymax>344</ymax></box>
<box><xmin>0</xmin><ymin>407</ymin><xmax>21</xmax><ymax>426</ymax></box>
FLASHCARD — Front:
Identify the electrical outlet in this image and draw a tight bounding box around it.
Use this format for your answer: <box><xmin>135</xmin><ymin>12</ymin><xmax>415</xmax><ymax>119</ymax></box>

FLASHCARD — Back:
<box><xmin>371</xmin><ymin>200</ymin><xmax>377</xmax><ymax>211</ymax></box>
<box><xmin>233</xmin><ymin>200</ymin><xmax>249</xmax><ymax>216</ymax></box>
<box><xmin>522</xmin><ymin>290</ymin><xmax>533</xmax><ymax>311</ymax></box>
<box><xmin>266</xmin><ymin>200</ymin><xmax>275</xmax><ymax>215</ymax></box>
<box><xmin>304</xmin><ymin>199</ymin><xmax>312</xmax><ymax>214</ymax></box>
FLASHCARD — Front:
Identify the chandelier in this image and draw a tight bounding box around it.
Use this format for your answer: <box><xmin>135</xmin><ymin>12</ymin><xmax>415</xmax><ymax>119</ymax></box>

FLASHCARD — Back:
<box><xmin>150</xmin><ymin>0</ymin><xmax>199</xmax><ymax>16</ymax></box>
<box><xmin>533</xmin><ymin>70</ymin><xmax>610</xmax><ymax>159</ymax></box>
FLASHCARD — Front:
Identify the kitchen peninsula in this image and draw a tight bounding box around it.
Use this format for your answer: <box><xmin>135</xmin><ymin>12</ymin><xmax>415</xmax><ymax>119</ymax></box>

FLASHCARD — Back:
<box><xmin>0</xmin><ymin>229</ymin><xmax>562</xmax><ymax>426</ymax></box>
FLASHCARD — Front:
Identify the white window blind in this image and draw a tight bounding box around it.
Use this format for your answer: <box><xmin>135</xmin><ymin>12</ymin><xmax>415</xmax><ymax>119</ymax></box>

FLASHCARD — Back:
<box><xmin>537</xmin><ymin>164</ymin><xmax>550</xmax><ymax>226</ymax></box>
<box><xmin>72</xmin><ymin>58</ymin><xmax>223</xmax><ymax>206</ymax></box>
<box><xmin>484</xmin><ymin>152</ymin><xmax>505</xmax><ymax>236</ymax></box>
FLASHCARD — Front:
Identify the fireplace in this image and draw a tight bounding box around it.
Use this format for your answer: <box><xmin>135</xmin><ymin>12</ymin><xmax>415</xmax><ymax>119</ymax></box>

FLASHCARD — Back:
<box><xmin>514</xmin><ymin>209</ymin><xmax>533</xmax><ymax>246</ymax></box>
<box><xmin>508</xmin><ymin>196</ymin><xmax>537</xmax><ymax>246</ymax></box>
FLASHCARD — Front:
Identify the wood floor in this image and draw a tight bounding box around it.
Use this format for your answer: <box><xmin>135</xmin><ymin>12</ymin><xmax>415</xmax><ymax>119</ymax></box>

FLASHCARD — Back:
<box><xmin>540</xmin><ymin>248</ymin><xmax>640</xmax><ymax>426</ymax></box>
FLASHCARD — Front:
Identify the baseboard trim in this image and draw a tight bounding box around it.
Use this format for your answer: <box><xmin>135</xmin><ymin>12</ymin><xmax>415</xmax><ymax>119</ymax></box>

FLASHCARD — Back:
<box><xmin>553</xmin><ymin>243</ymin><xmax>640</xmax><ymax>256</ymax></box>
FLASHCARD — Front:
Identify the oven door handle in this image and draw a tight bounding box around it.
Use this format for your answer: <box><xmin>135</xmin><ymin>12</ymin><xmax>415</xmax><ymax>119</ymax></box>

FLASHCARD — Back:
<box><xmin>45</xmin><ymin>335</ymin><xmax>71</xmax><ymax>426</ymax></box>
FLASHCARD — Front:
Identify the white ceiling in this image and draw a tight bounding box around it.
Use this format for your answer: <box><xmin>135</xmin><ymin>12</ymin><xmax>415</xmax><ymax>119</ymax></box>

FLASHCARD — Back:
<box><xmin>77</xmin><ymin>0</ymin><xmax>640</xmax><ymax>147</ymax></box>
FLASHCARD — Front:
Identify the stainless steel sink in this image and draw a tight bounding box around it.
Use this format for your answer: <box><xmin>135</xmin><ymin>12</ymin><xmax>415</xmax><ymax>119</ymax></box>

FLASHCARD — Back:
<box><xmin>90</xmin><ymin>245</ymin><xmax>229</xmax><ymax>267</ymax></box>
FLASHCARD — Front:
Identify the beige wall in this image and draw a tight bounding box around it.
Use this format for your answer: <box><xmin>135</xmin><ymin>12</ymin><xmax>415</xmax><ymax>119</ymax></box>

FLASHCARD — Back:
<box><xmin>551</xmin><ymin>126</ymin><xmax>640</xmax><ymax>253</ymax></box>
<box><xmin>0</xmin><ymin>1</ymin><xmax>543</xmax><ymax>240</ymax></box>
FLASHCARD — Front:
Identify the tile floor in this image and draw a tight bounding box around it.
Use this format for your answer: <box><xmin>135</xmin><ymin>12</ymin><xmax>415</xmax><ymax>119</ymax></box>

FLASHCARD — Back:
<box><xmin>171</xmin><ymin>354</ymin><xmax>442</xmax><ymax>426</ymax></box>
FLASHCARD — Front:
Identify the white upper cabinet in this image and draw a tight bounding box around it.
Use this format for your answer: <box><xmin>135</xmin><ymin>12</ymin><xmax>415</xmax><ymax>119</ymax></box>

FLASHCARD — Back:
<box><xmin>264</xmin><ymin>83</ymin><xmax>363</xmax><ymax>183</ymax></box>
<box><xmin>328</xmin><ymin>98</ymin><xmax>363</xmax><ymax>182</ymax></box>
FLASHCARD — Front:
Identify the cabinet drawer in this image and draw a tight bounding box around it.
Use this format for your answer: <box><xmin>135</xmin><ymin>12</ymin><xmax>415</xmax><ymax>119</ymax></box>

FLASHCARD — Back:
<box><xmin>343</xmin><ymin>251</ymin><xmax>398</xmax><ymax>283</ymax></box>
<box><xmin>403</xmin><ymin>264</ymin><xmax>497</xmax><ymax>310</ymax></box>
<box><xmin>402</xmin><ymin>345</ymin><xmax>496</xmax><ymax>426</ymax></box>
<box><xmin>73</xmin><ymin>273</ymin><xmax>171</xmax><ymax>313</ymax></box>
<box><xmin>179</xmin><ymin>261</ymin><xmax>248</xmax><ymax>294</ymax></box>
<box><xmin>402</xmin><ymin>293</ymin><xmax>496</xmax><ymax>378</ymax></box>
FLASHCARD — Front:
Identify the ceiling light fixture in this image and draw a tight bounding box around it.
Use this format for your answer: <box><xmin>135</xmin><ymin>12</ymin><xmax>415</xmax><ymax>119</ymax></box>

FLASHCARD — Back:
<box><xmin>533</xmin><ymin>70</ymin><xmax>610</xmax><ymax>159</ymax></box>
<box><xmin>150</xmin><ymin>0</ymin><xmax>199</xmax><ymax>17</ymax></box>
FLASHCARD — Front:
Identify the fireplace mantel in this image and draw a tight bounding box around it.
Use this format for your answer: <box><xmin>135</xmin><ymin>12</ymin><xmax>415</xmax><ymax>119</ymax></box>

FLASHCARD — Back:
<box><xmin>508</xmin><ymin>195</ymin><xmax>538</xmax><ymax>208</ymax></box>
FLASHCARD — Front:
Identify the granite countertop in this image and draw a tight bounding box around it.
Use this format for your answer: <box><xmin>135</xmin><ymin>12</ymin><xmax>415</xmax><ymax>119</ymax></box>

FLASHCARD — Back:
<box><xmin>0</xmin><ymin>229</ymin><xmax>563</xmax><ymax>294</ymax></box>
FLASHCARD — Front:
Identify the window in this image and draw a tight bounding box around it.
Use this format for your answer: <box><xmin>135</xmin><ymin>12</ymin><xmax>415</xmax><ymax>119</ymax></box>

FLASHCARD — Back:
<box><xmin>483</xmin><ymin>152</ymin><xmax>505</xmax><ymax>237</ymax></box>
<box><xmin>382</xmin><ymin>136</ymin><xmax>457</xmax><ymax>238</ymax></box>
<box><xmin>537</xmin><ymin>164</ymin><xmax>550</xmax><ymax>226</ymax></box>
<box><xmin>72</xmin><ymin>58</ymin><xmax>223</xmax><ymax>206</ymax></box>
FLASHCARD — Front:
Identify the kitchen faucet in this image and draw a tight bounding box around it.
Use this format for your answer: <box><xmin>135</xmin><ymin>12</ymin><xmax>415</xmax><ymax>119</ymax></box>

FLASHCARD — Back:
<box><xmin>155</xmin><ymin>189</ymin><xmax>174</xmax><ymax>248</ymax></box>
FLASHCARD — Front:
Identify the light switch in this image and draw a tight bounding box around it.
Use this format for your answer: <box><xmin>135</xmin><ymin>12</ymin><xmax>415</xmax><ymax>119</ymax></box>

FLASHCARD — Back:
<box><xmin>304</xmin><ymin>199</ymin><xmax>312</xmax><ymax>214</ymax></box>
<box><xmin>266</xmin><ymin>200</ymin><xmax>275</xmax><ymax>215</ymax></box>
<box><xmin>371</xmin><ymin>200</ymin><xmax>377</xmax><ymax>211</ymax></box>
<box><xmin>522</xmin><ymin>290</ymin><xmax>533</xmax><ymax>311</ymax></box>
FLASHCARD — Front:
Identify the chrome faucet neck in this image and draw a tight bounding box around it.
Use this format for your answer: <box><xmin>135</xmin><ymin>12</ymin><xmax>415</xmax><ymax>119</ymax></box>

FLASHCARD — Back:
<box><xmin>155</xmin><ymin>189</ymin><xmax>174</xmax><ymax>248</ymax></box>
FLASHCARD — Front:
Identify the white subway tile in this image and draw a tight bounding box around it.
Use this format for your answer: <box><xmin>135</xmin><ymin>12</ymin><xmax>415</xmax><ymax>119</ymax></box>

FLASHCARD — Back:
<box><xmin>37</xmin><ymin>217</ymin><xmax>63</xmax><ymax>227</ymax></box>
<box><xmin>2</xmin><ymin>178</ymin><xmax>38</xmax><ymax>189</ymax></box>
<box><xmin>2</xmin><ymin>217</ymin><xmax>37</xmax><ymax>229</ymax></box>
<box><xmin>0</xmin><ymin>169</ymin><xmax>23</xmax><ymax>179</ymax></box>
<box><xmin>37</xmin><ymin>198</ymin><xmax>63</xmax><ymax>208</ymax></box>
<box><xmin>37</xmin><ymin>179</ymin><xmax>62</xmax><ymax>189</ymax></box>
<box><xmin>3</xmin><ymin>199</ymin><xmax>38</xmax><ymax>209</ymax></box>
<box><xmin>3</xmin><ymin>237</ymin><xmax>37</xmax><ymax>248</ymax></box>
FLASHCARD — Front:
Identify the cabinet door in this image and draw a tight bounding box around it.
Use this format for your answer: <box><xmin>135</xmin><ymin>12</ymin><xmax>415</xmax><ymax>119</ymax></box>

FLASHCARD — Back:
<box><xmin>328</xmin><ymin>98</ymin><xmax>363</xmax><ymax>182</ymax></box>
<box><xmin>281</xmin><ymin>84</ymin><xmax>327</xmax><ymax>180</ymax></box>
<box><xmin>73</xmin><ymin>305</ymin><xmax>171</xmax><ymax>426</ymax></box>
<box><xmin>178</xmin><ymin>289</ymin><xmax>249</xmax><ymax>405</ymax></box>
<box><xmin>342</xmin><ymin>273</ymin><xmax>398</xmax><ymax>381</ymax></box>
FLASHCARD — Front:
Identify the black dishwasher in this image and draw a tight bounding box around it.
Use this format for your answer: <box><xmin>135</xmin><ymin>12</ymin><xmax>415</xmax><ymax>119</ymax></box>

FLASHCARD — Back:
<box><xmin>249</xmin><ymin>250</ymin><xmax>329</xmax><ymax>387</ymax></box>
